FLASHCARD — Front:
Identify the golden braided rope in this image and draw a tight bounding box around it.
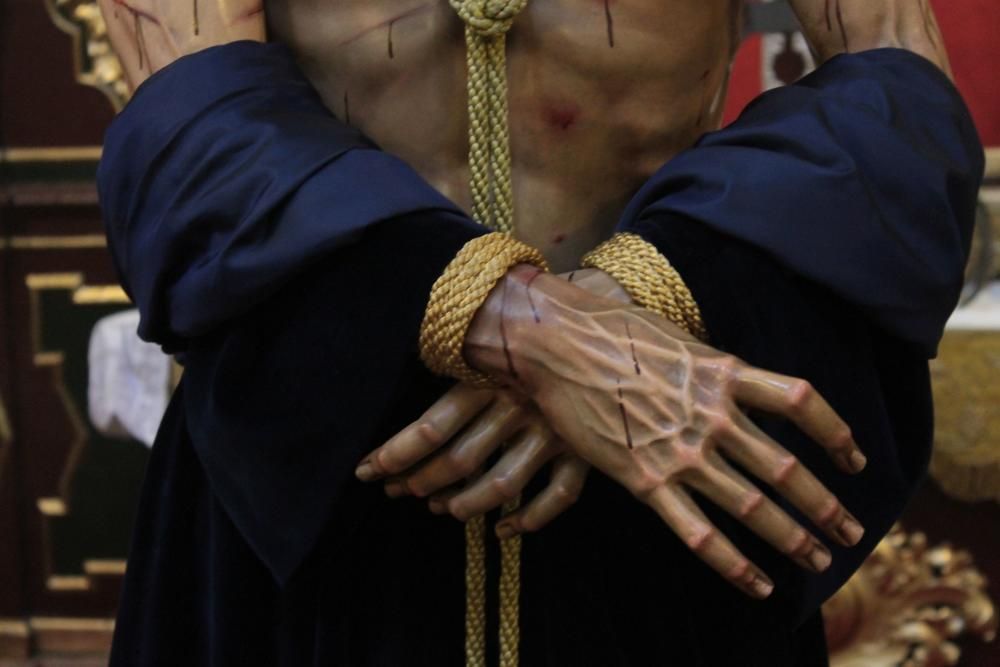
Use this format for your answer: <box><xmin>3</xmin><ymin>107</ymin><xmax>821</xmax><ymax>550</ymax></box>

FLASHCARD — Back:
<box><xmin>464</xmin><ymin>509</ymin><xmax>488</xmax><ymax>666</ymax></box>
<box><xmin>447</xmin><ymin>3</ymin><xmax>529</xmax><ymax>664</ymax></box>
<box><xmin>419</xmin><ymin>233</ymin><xmax>548</xmax><ymax>384</ymax></box>
<box><xmin>449</xmin><ymin>0</ymin><xmax>527</xmax><ymax>234</ymax></box>
<box><xmin>582</xmin><ymin>232</ymin><xmax>708</xmax><ymax>340</ymax></box>
<box><xmin>498</xmin><ymin>498</ymin><xmax>522</xmax><ymax>666</ymax></box>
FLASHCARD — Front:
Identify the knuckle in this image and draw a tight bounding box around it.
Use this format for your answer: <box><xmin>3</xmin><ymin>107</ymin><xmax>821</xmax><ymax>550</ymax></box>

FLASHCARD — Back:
<box><xmin>738</xmin><ymin>491</ymin><xmax>766</xmax><ymax>519</ymax></box>
<box><xmin>830</xmin><ymin>426</ymin><xmax>854</xmax><ymax>452</ymax></box>
<box><xmin>785</xmin><ymin>528</ymin><xmax>811</xmax><ymax>556</ymax></box>
<box><xmin>686</xmin><ymin>526</ymin><xmax>717</xmax><ymax>553</ymax></box>
<box><xmin>406</xmin><ymin>478</ymin><xmax>431</xmax><ymax>498</ymax></box>
<box><xmin>728</xmin><ymin>558</ymin><xmax>751</xmax><ymax>582</ymax></box>
<box><xmin>444</xmin><ymin>450</ymin><xmax>476</xmax><ymax>477</ymax></box>
<box><xmin>816</xmin><ymin>497</ymin><xmax>842</xmax><ymax>526</ymax></box>
<box><xmin>704</xmin><ymin>412</ymin><xmax>735</xmax><ymax>441</ymax></box>
<box><xmin>786</xmin><ymin>380</ymin><xmax>815</xmax><ymax>414</ymax></box>
<box><xmin>629</xmin><ymin>468</ymin><xmax>665</xmax><ymax>499</ymax></box>
<box><xmin>772</xmin><ymin>455</ymin><xmax>800</xmax><ymax>486</ymax></box>
<box><xmin>552</xmin><ymin>482</ymin><xmax>581</xmax><ymax>505</ymax></box>
<box><xmin>417</xmin><ymin>421</ymin><xmax>445</xmax><ymax>447</ymax></box>
<box><xmin>519</xmin><ymin>515</ymin><xmax>542</xmax><ymax>534</ymax></box>
<box><xmin>489</xmin><ymin>475</ymin><xmax>519</xmax><ymax>502</ymax></box>
<box><xmin>448</xmin><ymin>499</ymin><xmax>472</xmax><ymax>522</ymax></box>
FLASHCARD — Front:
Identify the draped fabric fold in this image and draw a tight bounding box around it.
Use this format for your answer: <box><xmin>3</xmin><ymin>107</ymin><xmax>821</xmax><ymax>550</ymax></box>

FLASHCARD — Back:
<box><xmin>619</xmin><ymin>49</ymin><xmax>983</xmax><ymax>358</ymax></box>
<box><xmin>98</xmin><ymin>41</ymin><xmax>478</xmax><ymax>353</ymax></box>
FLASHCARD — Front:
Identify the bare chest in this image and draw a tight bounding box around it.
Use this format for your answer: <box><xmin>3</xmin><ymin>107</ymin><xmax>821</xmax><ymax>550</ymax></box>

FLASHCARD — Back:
<box><xmin>267</xmin><ymin>0</ymin><xmax>741</xmax><ymax>268</ymax></box>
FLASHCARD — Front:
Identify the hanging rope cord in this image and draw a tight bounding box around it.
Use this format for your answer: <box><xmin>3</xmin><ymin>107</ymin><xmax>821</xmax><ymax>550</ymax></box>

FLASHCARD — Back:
<box><xmin>448</xmin><ymin>1</ymin><xmax>529</xmax><ymax>666</ymax></box>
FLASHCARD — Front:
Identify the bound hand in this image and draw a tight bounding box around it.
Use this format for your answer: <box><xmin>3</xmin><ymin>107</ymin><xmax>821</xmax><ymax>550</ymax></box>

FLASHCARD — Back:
<box><xmin>356</xmin><ymin>384</ymin><xmax>589</xmax><ymax>537</ymax></box>
<box><xmin>465</xmin><ymin>266</ymin><xmax>868</xmax><ymax>598</ymax></box>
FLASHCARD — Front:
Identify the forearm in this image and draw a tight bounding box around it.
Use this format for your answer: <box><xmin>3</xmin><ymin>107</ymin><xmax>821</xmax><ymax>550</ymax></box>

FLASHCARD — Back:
<box><xmin>788</xmin><ymin>0</ymin><xmax>951</xmax><ymax>75</ymax></box>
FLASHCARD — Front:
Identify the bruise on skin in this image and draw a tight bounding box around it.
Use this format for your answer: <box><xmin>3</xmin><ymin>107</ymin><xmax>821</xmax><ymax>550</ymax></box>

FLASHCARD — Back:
<box><xmin>617</xmin><ymin>379</ymin><xmax>634</xmax><ymax>449</ymax></box>
<box><xmin>193</xmin><ymin>0</ymin><xmax>199</xmax><ymax>35</ymax></box>
<box><xmin>543</xmin><ymin>104</ymin><xmax>580</xmax><ymax>131</ymax></box>
<box><xmin>834</xmin><ymin>0</ymin><xmax>850</xmax><ymax>50</ymax></box>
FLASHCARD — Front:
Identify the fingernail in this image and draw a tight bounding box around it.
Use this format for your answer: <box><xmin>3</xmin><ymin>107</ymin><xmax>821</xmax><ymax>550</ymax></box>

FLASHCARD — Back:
<box><xmin>751</xmin><ymin>576</ymin><xmax>774</xmax><ymax>598</ymax></box>
<box><xmin>808</xmin><ymin>545</ymin><xmax>832</xmax><ymax>573</ymax></box>
<box><xmin>355</xmin><ymin>462</ymin><xmax>374</xmax><ymax>481</ymax></box>
<box><xmin>496</xmin><ymin>522</ymin><xmax>517</xmax><ymax>540</ymax></box>
<box><xmin>849</xmin><ymin>450</ymin><xmax>867</xmax><ymax>473</ymax></box>
<box><xmin>384</xmin><ymin>481</ymin><xmax>406</xmax><ymax>498</ymax></box>
<box><xmin>838</xmin><ymin>517</ymin><xmax>865</xmax><ymax>546</ymax></box>
<box><xmin>428</xmin><ymin>499</ymin><xmax>446</xmax><ymax>514</ymax></box>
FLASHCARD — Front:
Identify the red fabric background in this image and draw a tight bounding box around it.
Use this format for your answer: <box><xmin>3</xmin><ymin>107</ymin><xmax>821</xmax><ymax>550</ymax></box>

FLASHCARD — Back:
<box><xmin>723</xmin><ymin>2</ymin><xmax>1000</xmax><ymax>146</ymax></box>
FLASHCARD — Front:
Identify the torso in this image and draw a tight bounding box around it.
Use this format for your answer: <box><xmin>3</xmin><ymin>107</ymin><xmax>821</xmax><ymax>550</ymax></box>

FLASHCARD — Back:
<box><xmin>266</xmin><ymin>0</ymin><xmax>742</xmax><ymax>270</ymax></box>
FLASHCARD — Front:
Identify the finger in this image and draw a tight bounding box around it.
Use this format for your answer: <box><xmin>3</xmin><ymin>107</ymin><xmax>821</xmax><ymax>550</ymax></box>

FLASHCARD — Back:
<box><xmin>730</xmin><ymin>367</ymin><xmax>866</xmax><ymax>474</ymax></box>
<box><xmin>435</xmin><ymin>427</ymin><xmax>560</xmax><ymax>521</ymax></box>
<box><xmin>719</xmin><ymin>413</ymin><xmax>865</xmax><ymax>548</ymax></box>
<box><xmin>396</xmin><ymin>397</ymin><xmax>527</xmax><ymax>498</ymax></box>
<box><xmin>356</xmin><ymin>385</ymin><xmax>493</xmax><ymax>481</ymax></box>
<box><xmin>495</xmin><ymin>455</ymin><xmax>589</xmax><ymax>538</ymax></box>
<box><xmin>646</xmin><ymin>485</ymin><xmax>775</xmax><ymax>599</ymax></box>
<box><xmin>686</xmin><ymin>454</ymin><xmax>832</xmax><ymax>574</ymax></box>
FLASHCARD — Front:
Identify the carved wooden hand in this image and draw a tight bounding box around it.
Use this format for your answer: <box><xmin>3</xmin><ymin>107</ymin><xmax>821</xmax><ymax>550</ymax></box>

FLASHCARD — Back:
<box><xmin>464</xmin><ymin>266</ymin><xmax>868</xmax><ymax>599</ymax></box>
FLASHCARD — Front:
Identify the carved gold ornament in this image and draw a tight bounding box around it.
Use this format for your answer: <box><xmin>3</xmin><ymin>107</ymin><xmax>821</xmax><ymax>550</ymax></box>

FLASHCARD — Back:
<box><xmin>825</xmin><ymin>526</ymin><xmax>996</xmax><ymax>667</ymax></box>
<box><xmin>44</xmin><ymin>0</ymin><xmax>130</xmax><ymax>111</ymax></box>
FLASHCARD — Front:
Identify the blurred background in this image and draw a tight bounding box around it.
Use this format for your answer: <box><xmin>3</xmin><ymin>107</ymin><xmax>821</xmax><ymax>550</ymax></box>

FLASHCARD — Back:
<box><xmin>0</xmin><ymin>0</ymin><xmax>997</xmax><ymax>665</ymax></box>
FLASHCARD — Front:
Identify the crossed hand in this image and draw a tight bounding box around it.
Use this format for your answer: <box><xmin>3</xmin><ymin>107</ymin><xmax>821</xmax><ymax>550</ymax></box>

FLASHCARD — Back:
<box><xmin>358</xmin><ymin>268</ymin><xmax>867</xmax><ymax>599</ymax></box>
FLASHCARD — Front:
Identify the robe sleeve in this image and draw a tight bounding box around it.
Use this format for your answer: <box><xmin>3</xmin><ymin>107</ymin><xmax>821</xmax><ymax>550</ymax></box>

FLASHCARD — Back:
<box><xmin>617</xmin><ymin>50</ymin><xmax>982</xmax><ymax>625</ymax></box>
<box><xmin>97</xmin><ymin>41</ymin><xmax>487</xmax><ymax>584</ymax></box>
<box><xmin>97</xmin><ymin>41</ymin><xmax>484</xmax><ymax>352</ymax></box>
<box><xmin>618</xmin><ymin>48</ymin><xmax>983</xmax><ymax>358</ymax></box>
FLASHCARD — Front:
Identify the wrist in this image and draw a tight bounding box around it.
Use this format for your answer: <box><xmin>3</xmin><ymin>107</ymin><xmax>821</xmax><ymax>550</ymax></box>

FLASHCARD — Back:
<box><xmin>464</xmin><ymin>266</ymin><xmax>638</xmax><ymax>396</ymax></box>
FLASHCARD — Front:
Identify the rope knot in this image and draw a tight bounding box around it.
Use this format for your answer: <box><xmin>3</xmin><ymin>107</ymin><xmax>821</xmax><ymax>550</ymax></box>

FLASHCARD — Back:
<box><xmin>449</xmin><ymin>0</ymin><xmax>528</xmax><ymax>37</ymax></box>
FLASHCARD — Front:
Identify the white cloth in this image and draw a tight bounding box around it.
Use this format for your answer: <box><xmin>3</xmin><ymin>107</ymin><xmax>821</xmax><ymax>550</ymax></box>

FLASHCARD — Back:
<box><xmin>947</xmin><ymin>281</ymin><xmax>1000</xmax><ymax>331</ymax></box>
<box><xmin>88</xmin><ymin>309</ymin><xmax>171</xmax><ymax>448</ymax></box>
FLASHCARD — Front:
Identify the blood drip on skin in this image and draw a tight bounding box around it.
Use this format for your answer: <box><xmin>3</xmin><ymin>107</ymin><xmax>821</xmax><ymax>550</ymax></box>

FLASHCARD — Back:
<box><xmin>111</xmin><ymin>0</ymin><xmax>159</xmax><ymax>70</ymax></box>
<box><xmin>500</xmin><ymin>278</ymin><xmax>519</xmax><ymax>379</ymax></box>
<box><xmin>524</xmin><ymin>268</ymin><xmax>544</xmax><ymax>324</ymax></box>
<box><xmin>604</xmin><ymin>0</ymin><xmax>615</xmax><ymax>48</ymax></box>
<box><xmin>387</xmin><ymin>20</ymin><xmax>395</xmax><ymax>59</ymax></box>
<box><xmin>626</xmin><ymin>321</ymin><xmax>641</xmax><ymax>375</ymax></box>
<box><xmin>617</xmin><ymin>379</ymin><xmax>634</xmax><ymax>449</ymax></box>
<box><xmin>695</xmin><ymin>69</ymin><xmax>711</xmax><ymax>126</ymax></box>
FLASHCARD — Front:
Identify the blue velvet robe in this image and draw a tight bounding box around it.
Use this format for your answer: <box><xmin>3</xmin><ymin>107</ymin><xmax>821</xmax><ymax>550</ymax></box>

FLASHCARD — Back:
<box><xmin>98</xmin><ymin>42</ymin><xmax>983</xmax><ymax>666</ymax></box>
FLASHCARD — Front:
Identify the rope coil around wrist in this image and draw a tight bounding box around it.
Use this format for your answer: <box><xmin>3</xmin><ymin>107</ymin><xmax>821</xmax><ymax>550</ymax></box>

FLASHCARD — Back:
<box><xmin>425</xmin><ymin>3</ymin><xmax>530</xmax><ymax>665</ymax></box>
<box><xmin>420</xmin><ymin>233</ymin><xmax>549</xmax><ymax>385</ymax></box>
<box><xmin>582</xmin><ymin>232</ymin><xmax>708</xmax><ymax>341</ymax></box>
